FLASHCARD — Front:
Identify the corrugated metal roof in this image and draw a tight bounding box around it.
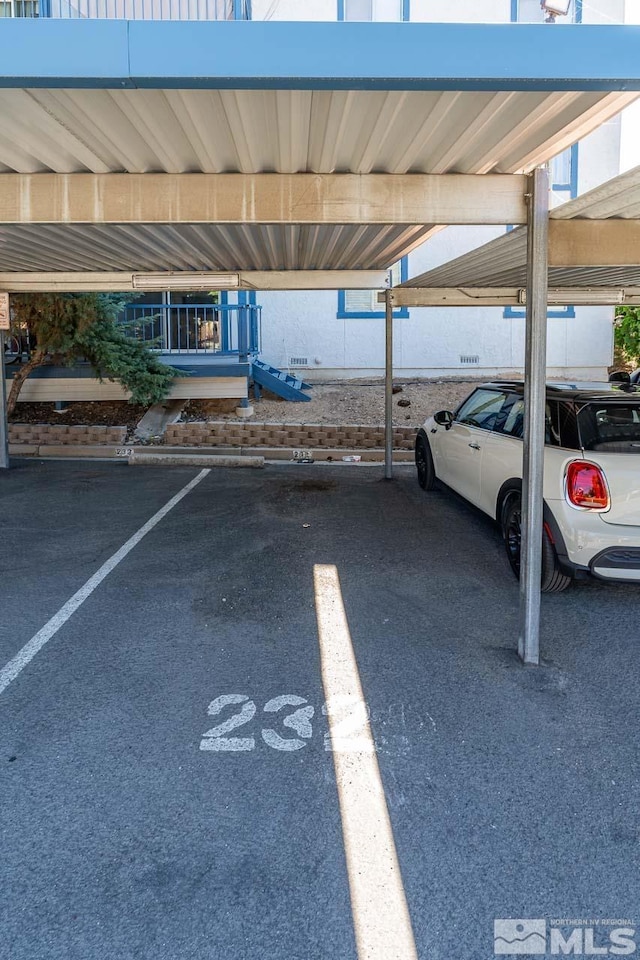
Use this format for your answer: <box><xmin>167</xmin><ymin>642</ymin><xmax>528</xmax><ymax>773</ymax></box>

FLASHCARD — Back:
<box><xmin>0</xmin><ymin>87</ymin><xmax>635</xmax><ymax>274</ymax></box>
<box><xmin>0</xmin><ymin>88</ymin><xmax>633</xmax><ymax>176</ymax></box>
<box><xmin>401</xmin><ymin>165</ymin><xmax>640</xmax><ymax>290</ymax></box>
<box><xmin>552</xmin><ymin>164</ymin><xmax>640</xmax><ymax>220</ymax></box>
<box><xmin>0</xmin><ymin>222</ymin><xmax>432</xmax><ymax>272</ymax></box>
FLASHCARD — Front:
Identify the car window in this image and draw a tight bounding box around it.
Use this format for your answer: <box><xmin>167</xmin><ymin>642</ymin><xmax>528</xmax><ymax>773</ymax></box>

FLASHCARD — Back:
<box><xmin>492</xmin><ymin>397</ymin><xmax>563</xmax><ymax>445</ymax></box>
<box><xmin>577</xmin><ymin>403</ymin><xmax>640</xmax><ymax>453</ymax></box>
<box><xmin>455</xmin><ymin>389</ymin><xmax>509</xmax><ymax>431</ymax></box>
<box><xmin>501</xmin><ymin>397</ymin><xmax>525</xmax><ymax>438</ymax></box>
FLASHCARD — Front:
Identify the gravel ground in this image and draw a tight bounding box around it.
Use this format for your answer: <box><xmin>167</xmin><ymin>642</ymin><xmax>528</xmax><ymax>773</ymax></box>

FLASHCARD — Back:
<box><xmin>9</xmin><ymin>379</ymin><xmax>483</xmax><ymax>430</ymax></box>
<box><xmin>184</xmin><ymin>378</ymin><xmax>482</xmax><ymax>426</ymax></box>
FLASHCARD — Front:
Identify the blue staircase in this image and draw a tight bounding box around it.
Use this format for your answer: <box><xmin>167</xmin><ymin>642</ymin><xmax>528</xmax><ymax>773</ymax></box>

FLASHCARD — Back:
<box><xmin>251</xmin><ymin>359</ymin><xmax>312</xmax><ymax>402</ymax></box>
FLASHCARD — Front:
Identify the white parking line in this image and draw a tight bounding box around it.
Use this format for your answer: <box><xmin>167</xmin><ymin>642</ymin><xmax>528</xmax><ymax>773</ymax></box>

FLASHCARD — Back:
<box><xmin>0</xmin><ymin>469</ymin><xmax>210</xmax><ymax>697</ymax></box>
<box><xmin>313</xmin><ymin>564</ymin><xmax>418</xmax><ymax>960</ymax></box>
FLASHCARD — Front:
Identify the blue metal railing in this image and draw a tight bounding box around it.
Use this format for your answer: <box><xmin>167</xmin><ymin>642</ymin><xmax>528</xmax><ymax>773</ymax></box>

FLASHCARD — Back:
<box><xmin>123</xmin><ymin>302</ymin><xmax>261</xmax><ymax>357</ymax></box>
<box><xmin>0</xmin><ymin>1</ymin><xmax>40</xmax><ymax>16</ymax></box>
<box><xmin>2</xmin><ymin>0</ymin><xmax>251</xmax><ymax>17</ymax></box>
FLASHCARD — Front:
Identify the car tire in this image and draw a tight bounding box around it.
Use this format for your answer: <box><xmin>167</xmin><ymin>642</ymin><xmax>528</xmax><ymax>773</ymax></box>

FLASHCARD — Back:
<box><xmin>415</xmin><ymin>435</ymin><xmax>436</xmax><ymax>491</ymax></box>
<box><xmin>501</xmin><ymin>495</ymin><xmax>572</xmax><ymax>593</ymax></box>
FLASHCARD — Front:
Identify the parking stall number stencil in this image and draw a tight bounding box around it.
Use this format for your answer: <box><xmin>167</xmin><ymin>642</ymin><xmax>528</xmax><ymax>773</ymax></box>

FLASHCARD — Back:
<box><xmin>199</xmin><ymin>694</ymin><xmax>374</xmax><ymax>753</ymax></box>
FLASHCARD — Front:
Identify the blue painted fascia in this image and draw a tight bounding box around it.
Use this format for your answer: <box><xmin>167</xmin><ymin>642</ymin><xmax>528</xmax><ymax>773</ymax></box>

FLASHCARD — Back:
<box><xmin>6</xmin><ymin>359</ymin><xmax>250</xmax><ymax>379</ymax></box>
<box><xmin>163</xmin><ymin>359</ymin><xmax>251</xmax><ymax>377</ymax></box>
<box><xmin>2</xmin><ymin>21</ymin><xmax>640</xmax><ymax>91</ymax></box>
<box><xmin>0</xmin><ymin>19</ymin><xmax>133</xmax><ymax>87</ymax></box>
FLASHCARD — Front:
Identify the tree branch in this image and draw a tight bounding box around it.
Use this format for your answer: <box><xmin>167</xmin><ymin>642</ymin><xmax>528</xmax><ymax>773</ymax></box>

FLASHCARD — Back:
<box><xmin>6</xmin><ymin>350</ymin><xmax>49</xmax><ymax>417</ymax></box>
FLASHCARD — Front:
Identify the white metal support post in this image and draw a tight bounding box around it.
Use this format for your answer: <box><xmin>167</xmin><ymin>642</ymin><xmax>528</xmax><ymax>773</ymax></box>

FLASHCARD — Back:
<box><xmin>384</xmin><ymin>289</ymin><xmax>393</xmax><ymax>480</ymax></box>
<box><xmin>0</xmin><ymin>291</ymin><xmax>10</xmax><ymax>469</ymax></box>
<box><xmin>519</xmin><ymin>167</ymin><xmax>549</xmax><ymax>665</ymax></box>
<box><xmin>0</xmin><ymin>333</ymin><xmax>9</xmax><ymax>470</ymax></box>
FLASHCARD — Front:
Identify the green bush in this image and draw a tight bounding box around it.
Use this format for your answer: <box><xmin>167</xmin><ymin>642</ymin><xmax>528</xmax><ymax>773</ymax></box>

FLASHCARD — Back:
<box><xmin>7</xmin><ymin>292</ymin><xmax>180</xmax><ymax>415</ymax></box>
<box><xmin>614</xmin><ymin>306</ymin><xmax>640</xmax><ymax>368</ymax></box>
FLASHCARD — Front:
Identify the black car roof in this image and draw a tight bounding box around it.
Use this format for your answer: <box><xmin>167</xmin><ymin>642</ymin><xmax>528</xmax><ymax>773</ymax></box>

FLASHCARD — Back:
<box><xmin>479</xmin><ymin>380</ymin><xmax>640</xmax><ymax>401</ymax></box>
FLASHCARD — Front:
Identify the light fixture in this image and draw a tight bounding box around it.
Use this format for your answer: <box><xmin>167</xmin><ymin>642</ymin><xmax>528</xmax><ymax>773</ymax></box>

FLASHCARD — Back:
<box><xmin>518</xmin><ymin>287</ymin><xmax>624</xmax><ymax>305</ymax></box>
<box><xmin>132</xmin><ymin>272</ymin><xmax>240</xmax><ymax>291</ymax></box>
<box><xmin>541</xmin><ymin>0</ymin><xmax>571</xmax><ymax>22</ymax></box>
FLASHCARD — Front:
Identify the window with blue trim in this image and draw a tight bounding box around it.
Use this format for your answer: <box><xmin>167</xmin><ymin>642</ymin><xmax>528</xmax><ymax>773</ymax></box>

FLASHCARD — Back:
<box><xmin>338</xmin><ymin>259</ymin><xmax>409</xmax><ymax>319</ymax></box>
<box><xmin>504</xmin><ymin>144</ymin><xmax>578</xmax><ymax>320</ymax></box>
<box><xmin>338</xmin><ymin>0</ymin><xmax>409</xmax><ymax>21</ymax></box>
<box><xmin>504</xmin><ymin>147</ymin><xmax>578</xmax><ymax>319</ymax></box>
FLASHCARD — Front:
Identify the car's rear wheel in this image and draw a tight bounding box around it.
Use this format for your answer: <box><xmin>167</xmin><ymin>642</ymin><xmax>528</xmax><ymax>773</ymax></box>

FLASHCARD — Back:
<box><xmin>415</xmin><ymin>435</ymin><xmax>436</xmax><ymax>491</ymax></box>
<box><xmin>501</xmin><ymin>495</ymin><xmax>572</xmax><ymax>593</ymax></box>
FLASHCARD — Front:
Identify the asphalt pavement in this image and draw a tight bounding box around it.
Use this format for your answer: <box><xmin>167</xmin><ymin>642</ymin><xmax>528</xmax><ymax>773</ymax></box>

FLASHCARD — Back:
<box><xmin>1</xmin><ymin>459</ymin><xmax>639</xmax><ymax>960</ymax></box>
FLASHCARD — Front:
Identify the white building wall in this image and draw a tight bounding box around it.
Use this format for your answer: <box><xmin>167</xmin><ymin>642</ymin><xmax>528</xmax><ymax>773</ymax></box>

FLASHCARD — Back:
<box><xmin>410</xmin><ymin>0</ymin><xmax>511</xmax><ymax>22</ymax></box>
<box><xmin>255</xmin><ymin>0</ymin><xmax>625</xmax><ymax>381</ymax></box>
<box><xmin>251</xmin><ymin>0</ymin><xmax>334</xmax><ymax>19</ymax></box>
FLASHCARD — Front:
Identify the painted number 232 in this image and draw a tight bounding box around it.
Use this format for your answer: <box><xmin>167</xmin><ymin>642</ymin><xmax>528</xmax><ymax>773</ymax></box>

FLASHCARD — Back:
<box><xmin>199</xmin><ymin>694</ymin><xmax>373</xmax><ymax>753</ymax></box>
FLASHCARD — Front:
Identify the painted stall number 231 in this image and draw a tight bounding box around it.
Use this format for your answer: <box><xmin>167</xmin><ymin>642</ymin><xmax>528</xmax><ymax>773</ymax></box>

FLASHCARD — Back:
<box><xmin>199</xmin><ymin>693</ymin><xmax>373</xmax><ymax>753</ymax></box>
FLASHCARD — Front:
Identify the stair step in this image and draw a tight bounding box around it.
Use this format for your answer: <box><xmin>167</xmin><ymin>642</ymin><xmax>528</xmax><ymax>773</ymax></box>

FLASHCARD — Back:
<box><xmin>251</xmin><ymin>360</ymin><xmax>311</xmax><ymax>402</ymax></box>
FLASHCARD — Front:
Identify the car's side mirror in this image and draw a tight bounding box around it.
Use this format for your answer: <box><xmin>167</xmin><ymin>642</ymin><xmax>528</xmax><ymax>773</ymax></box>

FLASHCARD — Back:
<box><xmin>434</xmin><ymin>410</ymin><xmax>454</xmax><ymax>429</ymax></box>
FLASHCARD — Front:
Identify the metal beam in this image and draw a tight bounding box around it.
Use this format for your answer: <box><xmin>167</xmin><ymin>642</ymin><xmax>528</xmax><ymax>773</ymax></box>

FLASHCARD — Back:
<box><xmin>0</xmin><ymin>174</ymin><xmax>527</xmax><ymax>226</ymax></box>
<box><xmin>549</xmin><ymin>220</ymin><xmax>640</xmax><ymax>266</ymax></box>
<box><xmin>0</xmin><ymin>271</ymin><xmax>389</xmax><ymax>293</ymax></box>
<box><xmin>382</xmin><ymin>287</ymin><xmax>640</xmax><ymax>307</ymax></box>
<box><xmin>519</xmin><ymin>167</ymin><xmax>549</xmax><ymax>667</ymax></box>
<box><xmin>384</xmin><ymin>288</ymin><xmax>525</xmax><ymax>307</ymax></box>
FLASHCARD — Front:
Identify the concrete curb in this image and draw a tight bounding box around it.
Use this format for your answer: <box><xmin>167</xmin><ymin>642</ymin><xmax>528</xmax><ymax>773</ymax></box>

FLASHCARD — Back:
<box><xmin>129</xmin><ymin>452</ymin><xmax>265</xmax><ymax>468</ymax></box>
<box><xmin>8</xmin><ymin>443</ymin><xmax>414</xmax><ymax>464</ymax></box>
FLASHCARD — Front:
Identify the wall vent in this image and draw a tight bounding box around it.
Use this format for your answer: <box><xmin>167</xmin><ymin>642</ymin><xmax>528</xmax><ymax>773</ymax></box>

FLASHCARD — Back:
<box><xmin>289</xmin><ymin>356</ymin><xmax>308</xmax><ymax>367</ymax></box>
<box><xmin>460</xmin><ymin>354</ymin><xmax>480</xmax><ymax>365</ymax></box>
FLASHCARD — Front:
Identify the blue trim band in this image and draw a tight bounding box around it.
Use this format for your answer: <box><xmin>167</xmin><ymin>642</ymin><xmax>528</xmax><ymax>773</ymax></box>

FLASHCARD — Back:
<box><xmin>1</xmin><ymin>21</ymin><xmax>639</xmax><ymax>90</ymax></box>
<box><xmin>504</xmin><ymin>305</ymin><xmax>577</xmax><ymax>319</ymax></box>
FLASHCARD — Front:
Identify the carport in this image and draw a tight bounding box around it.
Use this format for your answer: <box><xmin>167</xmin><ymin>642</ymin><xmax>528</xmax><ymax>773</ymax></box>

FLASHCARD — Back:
<box><xmin>1</xmin><ymin>17</ymin><xmax>640</xmax><ymax>667</ymax></box>
<box><xmin>386</xmin><ymin>162</ymin><xmax>640</xmax><ymax>663</ymax></box>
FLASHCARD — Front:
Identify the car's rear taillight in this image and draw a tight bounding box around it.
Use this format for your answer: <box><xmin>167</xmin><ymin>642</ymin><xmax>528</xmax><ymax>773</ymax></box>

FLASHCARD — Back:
<box><xmin>566</xmin><ymin>461</ymin><xmax>610</xmax><ymax>510</ymax></box>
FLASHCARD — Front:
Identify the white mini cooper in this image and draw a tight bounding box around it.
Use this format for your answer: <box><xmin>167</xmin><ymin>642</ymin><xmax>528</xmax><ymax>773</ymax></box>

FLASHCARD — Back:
<box><xmin>415</xmin><ymin>381</ymin><xmax>640</xmax><ymax>592</ymax></box>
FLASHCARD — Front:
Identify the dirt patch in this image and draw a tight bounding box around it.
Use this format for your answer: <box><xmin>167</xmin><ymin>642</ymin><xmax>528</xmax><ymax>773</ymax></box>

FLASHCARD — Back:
<box><xmin>9</xmin><ymin>401</ymin><xmax>145</xmax><ymax>430</ymax></box>
<box><xmin>183</xmin><ymin>398</ymin><xmax>240</xmax><ymax>419</ymax></box>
